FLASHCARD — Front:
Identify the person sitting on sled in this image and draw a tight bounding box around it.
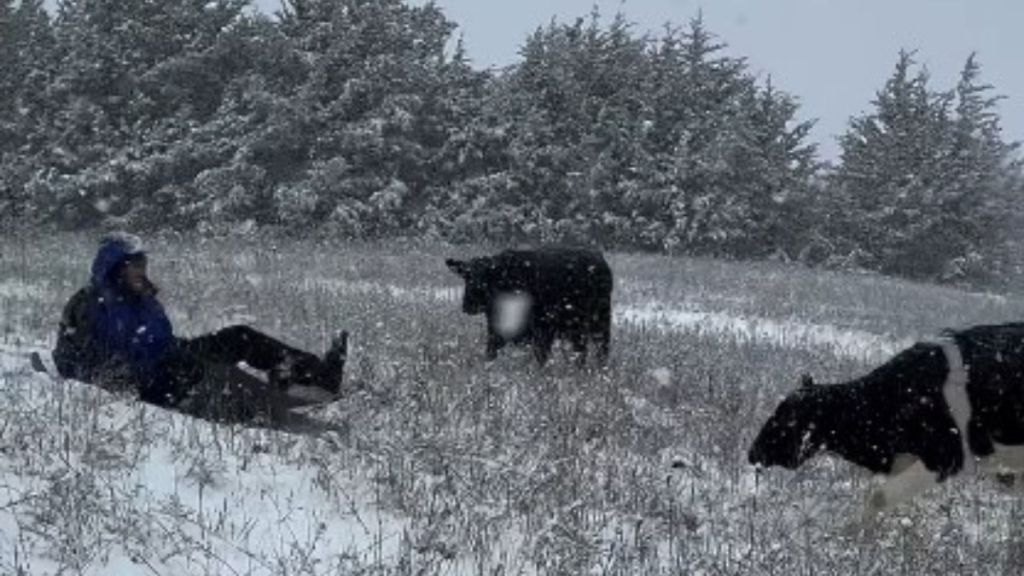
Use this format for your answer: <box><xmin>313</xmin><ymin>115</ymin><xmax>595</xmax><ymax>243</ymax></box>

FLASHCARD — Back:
<box><xmin>52</xmin><ymin>232</ymin><xmax>348</xmax><ymax>423</ymax></box>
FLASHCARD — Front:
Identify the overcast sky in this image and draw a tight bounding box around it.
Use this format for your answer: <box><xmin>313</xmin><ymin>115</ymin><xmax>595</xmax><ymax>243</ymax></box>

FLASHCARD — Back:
<box><xmin>253</xmin><ymin>0</ymin><xmax>1022</xmax><ymax>160</ymax></box>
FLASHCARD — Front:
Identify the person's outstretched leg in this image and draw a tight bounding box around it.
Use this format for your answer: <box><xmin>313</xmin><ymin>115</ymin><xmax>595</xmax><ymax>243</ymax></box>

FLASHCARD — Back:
<box><xmin>178</xmin><ymin>325</ymin><xmax>347</xmax><ymax>393</ymax></box>
<box><xmin>163</xmin><ymin>349</ymin><xmax>343</xmax><ymax>425</ymax></box>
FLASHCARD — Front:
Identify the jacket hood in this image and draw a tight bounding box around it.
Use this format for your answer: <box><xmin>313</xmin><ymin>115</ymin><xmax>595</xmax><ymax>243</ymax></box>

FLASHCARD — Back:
<box><xmin>91</xmin><ymin>233</ymin><xmax>146</xmax><ymax>289</ymax></box>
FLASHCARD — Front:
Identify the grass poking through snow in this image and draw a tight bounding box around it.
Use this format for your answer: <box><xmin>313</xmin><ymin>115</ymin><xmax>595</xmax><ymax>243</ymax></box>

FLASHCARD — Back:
<box><xmin>3</xmin><ymin>233</ymin><xmax>1024</xmax><ymax>574</ymax></box>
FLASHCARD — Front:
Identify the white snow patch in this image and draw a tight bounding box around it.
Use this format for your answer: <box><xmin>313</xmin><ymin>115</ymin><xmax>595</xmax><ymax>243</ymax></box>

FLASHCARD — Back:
<box><xmin>618</xmin><ymin>303</ymin><xmax>913</xmax><ymax>362</ymax></box>
<box><xmin>299</xmin><ymin>278</ymin><xmax>460</xmax><ymax>304</ymax></box>
<box><xmin>648</xmin><ymin>366</ymin><xmax>673</xmax><ymax>387</ymax></box>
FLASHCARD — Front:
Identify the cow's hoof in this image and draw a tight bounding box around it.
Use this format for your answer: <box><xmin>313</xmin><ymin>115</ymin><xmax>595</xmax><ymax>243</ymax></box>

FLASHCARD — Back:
<box><xmin>994</xmin><ymin>473</ymin><xmax>1018</xmax><ymax>488</ymax></box>
<box><xmin>842</xmin><ymin>516</ymin><xmax>878</xmax><ymax>541</ymax></box>
<box><xmin>866</xmin><ymin>490</ymin><xmax>888</xmax><ymax>514</ymax></box>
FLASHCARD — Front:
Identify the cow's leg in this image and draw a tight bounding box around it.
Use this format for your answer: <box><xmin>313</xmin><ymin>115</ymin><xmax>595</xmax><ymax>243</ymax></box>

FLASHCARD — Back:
<box><xmin>593</xmin><ymin>328</ymin><xmax>610</xmax><ymax>366</ymax></box>
<box><xmin>979</xmin><ymin>442</ymin><xmax>1024</xmax><ymax>475</ymax></box>
<box><xmin>485</xmin><ymin>333</ymin><xmax>505</xmax><ymax>361</ymax></box>
<box><xmin>595</xmin><ymin>333</ymin><xmax>610</xmax><ymax>365</ymax></box>
<box><xmin>975</xmin><ymin>443</ymin><xmax>1024</xmax><ymax>490</ymax></box>
<box><xmin>532</xmin><ymin>330</ymin><xmax>555</xmax><ymax>365</ymax></box>
<box><xmin>569</xmin><ymin>331</ymin><xmax>588</xmax><ymax>367</ymax></box>
<box><xmin>865</xmin><ymin>455</ymin><xmax>941</xmax><ymax>518</ymax></box>
<box><xmin>484</xmin><ymin>313</ymin><xmax>505</xmax><ymax>360</ymax></box>
<box><xmin>173</xmin><ymin>361</ymin><xmax>276</xmax><ymax>424</ymax></box>
<box><xmin>594</xmin><ymin>299</ymin><xmax>611</xmax><ymax>365</ymax></box>
<box><xmin>180</xmin><ymin>325</ymin><xmax>310</xmax><ymax>369</ymax></box>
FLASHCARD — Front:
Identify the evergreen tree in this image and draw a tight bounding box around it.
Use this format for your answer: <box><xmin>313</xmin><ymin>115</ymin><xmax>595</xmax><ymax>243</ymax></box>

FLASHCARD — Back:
<box><xmin>936</xmin><ymin>54</ymin><xmax>1023</xmax><ymax>280</ymax></box>
<box><xmin>729</xmin><ymin>78</ymin><xmax>818</xmax><ymax>258</ymax></box>
<box><xmin>0</xmin><ymin>0</ymin><xmax>16</xmax><ymax>149</ymax></box>
<box><xmin>830</xmin><ymin>51</ymin><xmax>1022</xmax><ymax>281</ymax></box>
<box><xmin>0</xmin><ymin>0</ymin><xmax>17</xmax><ymax>225</ymax></box>
<box><xmin>33</xmin><ymin>0</ymin><xmax>252</xmax><ymax>228</ymax></box>
<box><xmin>0</xmin><ymin>0</ymin><xmax>55</xmax><ymax>226</ymax></box>
<box><xmin>1</xmin><ymin>1</ymin><xmax>837</xmax><ymax>261</ymax></box>
<box><xmin>639</xmin><ymin>16</ymin><xmax>817</xmax><ymax>256</ymax></box>
<box><xmin>830</xmin><ymin>51</ymin><xmax>941</xmax><ymax>273</ymax></box>
<box><xmin>494</xmin><ymin>10</ymin><xmax>650</xmax><ymax>244</ymax></box>
<box><xmin>273</xmin><ymin>0</ymin><xmax>466</xmax><ymax>237</ymax></box>
<box><xmin>417</xmin><ymin>39</ymin><xmax>510</xmax><ymax>239</ymax></box>
<box><xmin>648</xmin><ymin>17</ymin><xmax>747</xmax><ymax>253</ymax></box>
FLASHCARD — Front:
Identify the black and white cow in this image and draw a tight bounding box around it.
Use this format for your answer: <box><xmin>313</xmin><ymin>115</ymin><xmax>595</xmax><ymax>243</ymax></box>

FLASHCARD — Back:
<box><xmin>748</xmin><ymin>323</ymin><xmax>1024</xmax><ymax>516</ymax></box>
<box><xmin>445</xmin><ymin>247</ymin><xmax>613</xmax><ymax>365</ymax></box>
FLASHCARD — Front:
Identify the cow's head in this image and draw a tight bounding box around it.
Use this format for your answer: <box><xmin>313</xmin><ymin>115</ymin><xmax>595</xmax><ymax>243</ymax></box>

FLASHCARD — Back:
<box><xmin>446</xmin><ymin>257</ymin><xmax>491</xmax><ymax>315</ymax></box>
<box><xmin>748</xmin><ymin>374</ymin><xmax>823</xmax><ymax>470</ymax></box>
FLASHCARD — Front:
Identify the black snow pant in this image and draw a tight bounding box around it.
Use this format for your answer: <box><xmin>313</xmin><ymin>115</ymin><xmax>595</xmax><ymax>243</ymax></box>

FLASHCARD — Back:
<box><xmin>152</xmin><ymin>325</ymin><xmax>337</xmax><ymax>424</ymax></box>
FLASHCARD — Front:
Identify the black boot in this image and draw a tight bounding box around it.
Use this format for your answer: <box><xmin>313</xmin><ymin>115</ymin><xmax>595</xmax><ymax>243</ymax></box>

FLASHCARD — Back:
<box><xmin>272</xmin><ymin>332</ymin><xmax>348</xmax><ymax>402</ymax></box>
<box><xmin>268</xmin><ymin>354</ymin><xmax>318</xmax><ymax>391</ymax></box>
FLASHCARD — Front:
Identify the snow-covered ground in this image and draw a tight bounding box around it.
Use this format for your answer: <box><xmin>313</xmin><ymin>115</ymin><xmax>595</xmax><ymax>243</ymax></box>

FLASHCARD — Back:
<box><xmin>0</xmin><ymin>346</ymin><xmax>410</xmax><ymax>575</ymax></box>
<box><xmin>0</xmin><ymin>286</ymin><xmax>907</xmax><ymax>574</ymax></box>
<box><xmin>5</xmin><ymin>248</ymin><xmax>1024</xmax><ymax>575</ymax></box>
<box><xmin>618</xmin><ymin>303</ymin><xmax>913</xmax><ymax>362</ymax></box>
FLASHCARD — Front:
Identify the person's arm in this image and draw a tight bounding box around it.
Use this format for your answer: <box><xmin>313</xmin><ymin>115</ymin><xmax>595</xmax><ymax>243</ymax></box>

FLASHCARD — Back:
<box><xmin>53</xmin><ymin>288</ymin><xmax>102</xmax><ymax>380</ymax></box>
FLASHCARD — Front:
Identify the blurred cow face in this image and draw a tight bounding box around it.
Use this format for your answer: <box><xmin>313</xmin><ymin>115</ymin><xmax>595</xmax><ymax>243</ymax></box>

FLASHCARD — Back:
<box><xmin>748</xmin><ymin>376</ymin><xmax>822</xmax><ymax>470</ymax></box>
<box><xmin>492</xmin><ymin>291</ymin><xmax>533</xmax><ymax>339</ymax></box>
<box><xmin>446</xmin><ymin>258</ymin><xmax>490</xmax><ymax>315</ymax></box>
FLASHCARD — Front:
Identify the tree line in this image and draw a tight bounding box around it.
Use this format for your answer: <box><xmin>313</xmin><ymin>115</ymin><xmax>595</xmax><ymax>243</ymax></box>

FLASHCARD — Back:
<box><xmin>1</xmin><ymin>0</ymin><xmax>1021</xmax><ymax>283</ymax></box>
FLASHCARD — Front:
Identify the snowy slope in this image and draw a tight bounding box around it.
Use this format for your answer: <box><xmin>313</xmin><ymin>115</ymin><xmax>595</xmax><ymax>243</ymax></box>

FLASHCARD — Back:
<box><xmin>5</xmin><ymin>242</ymin><xmax>1024</xmax><ymax>575</ymax></box>
<box><xmin>0</xmin><ymin>344</ymin><xmax>410</xmax><ymax>575</ymax></box>
<box><xmin>0</xmin><ymin>298</ymin><xmax>908</xmax><ymax>575</ymax></box>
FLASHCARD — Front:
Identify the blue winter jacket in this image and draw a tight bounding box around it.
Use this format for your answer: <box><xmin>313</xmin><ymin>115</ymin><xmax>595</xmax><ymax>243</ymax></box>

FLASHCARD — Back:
<box><xmin>54</xmin><ymin>236</ymin><xmax>176</xmax><ymax>401</ymax></box>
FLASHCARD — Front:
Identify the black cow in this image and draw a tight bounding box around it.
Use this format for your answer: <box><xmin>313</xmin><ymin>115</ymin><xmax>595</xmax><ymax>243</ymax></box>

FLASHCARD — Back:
<box><xmin>748</xmin><ymin>323</ymin><xmax>1024</xmax><ymax>516</ymax></box>
<box><xmin>445</xmin><ymin>247</ymin><xmax>613</xmax><ymax>365</ymax></box>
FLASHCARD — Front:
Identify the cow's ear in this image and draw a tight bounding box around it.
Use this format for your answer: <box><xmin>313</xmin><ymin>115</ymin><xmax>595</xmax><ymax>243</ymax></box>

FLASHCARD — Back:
<box><xmin>799</xmin><ymin>374</ymin><xmax>815</xmax><ymax>389</ymax></box>
<box><xmin>446</xmin><ymin>259</ymin><xmax>469</xmax><ymax>277</ymax></box>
